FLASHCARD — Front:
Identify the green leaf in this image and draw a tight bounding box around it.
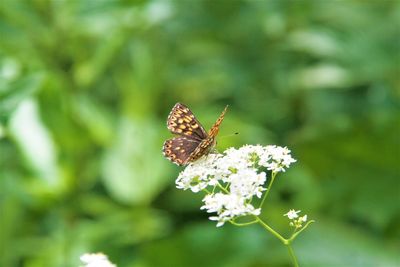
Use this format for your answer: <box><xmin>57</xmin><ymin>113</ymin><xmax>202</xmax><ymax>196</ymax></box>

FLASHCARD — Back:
<box><xmin>101</xmin><ymin>117</ymin><xmax>171</xmax><ymax>205</ymax></box>
<box><xmin>0</xmin><ymin>73</ymin><xmax>43</xmax><ymax>117</ymax></box>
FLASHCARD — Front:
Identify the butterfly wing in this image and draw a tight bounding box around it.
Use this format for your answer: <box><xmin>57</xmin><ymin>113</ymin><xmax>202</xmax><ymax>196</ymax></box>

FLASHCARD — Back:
<box><xmin>187</xmin><ymin>105</ymin><xmax>229</xmax><ymax>163</ymax></box>
<box><xmin>186</xmin><ymin>137</ymin><xmax>216</xmax><ymax>163</ymax></box>
<box><xmin>163</xmin><ymin>136</ymin><xmax>201</xmax><ymax>165</ymax></box>
<box><xmin>164</xmin><ymin>104</ymin><xmax>228</xmax><ymax>165</ymax></box>
<box><xmin>167</xmin><ymin>103</ymin><xmax>208</xmax><ymax>140</ymax></box>
<box><xmin>208</xmin><ymin>105</ymin><xmax>228</xmax><ymax>138</ymax></box>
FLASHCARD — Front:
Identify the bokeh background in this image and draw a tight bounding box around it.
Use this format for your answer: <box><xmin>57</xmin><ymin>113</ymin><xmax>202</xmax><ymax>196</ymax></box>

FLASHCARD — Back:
<box><xmin>1</xmin><ymin>1</ymin><xmax>399</xmax><ymax>266</ymax></box>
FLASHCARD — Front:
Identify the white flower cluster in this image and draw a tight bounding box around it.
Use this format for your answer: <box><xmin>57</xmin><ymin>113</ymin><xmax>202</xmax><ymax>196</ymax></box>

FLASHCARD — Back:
<box><xmin>284</xmin><ymin>209</ymin><xmax>308</xmax><ymax>228</ymax></box>
<box><xmin>80</xmin><ymin>253</ymin><xmax>116</xmax><ymax>267</ymax></box>
<box><xmin>176</xmin><ymin>145</ymin><xmax>296</xmax><ymax>227</ymax></box>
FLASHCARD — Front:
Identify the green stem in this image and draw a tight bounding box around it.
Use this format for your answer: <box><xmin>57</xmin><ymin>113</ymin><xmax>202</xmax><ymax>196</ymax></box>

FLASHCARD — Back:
<box><xmin>256</xmin><ymin>217</ymin><xmax>287</xmax><ymax>244</ymax></box>
<box><xmin>230</xmin><ymin>219</ymin><xmax>258</xmax><ymax>226</ymax></box>
<box><xmin>202</xmin><ymin>188</ymin><xmax>211</xmax><ymax>194</ymax></box>
<box><xmin>224</xmin><ymin>182</ymin><xmax>231</xmax><ymax>191</ymax></box>
<box><xmin>290</xmin><ymin>220</ymin><xmax>315</xmax><ymax>241</ymax></box>
<box><xmin>287</xmin><ymin>243</ymin><xmax>299</xmax><ymax>267</ymax></box>
<box><xmin>216</xmin><ymin>181</ymin><xmax>230</xmax><ymax>194</ymax></box>
<box><xmin>259</xmin><ymin>172</ymin><xmax>277</xmax><ymax>209</ymax></box>
<box><xmin>257</xmin><ymin>216</ymin><xmax>301</xmax><ymax>267</ymax></box>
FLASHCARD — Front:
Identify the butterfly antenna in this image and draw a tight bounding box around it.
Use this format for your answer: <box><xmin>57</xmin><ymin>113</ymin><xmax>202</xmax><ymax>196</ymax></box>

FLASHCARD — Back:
<box><xmin>219</xmin><ymin>132</ymin><xmax>239</xmax><ymax>139</ymax></box>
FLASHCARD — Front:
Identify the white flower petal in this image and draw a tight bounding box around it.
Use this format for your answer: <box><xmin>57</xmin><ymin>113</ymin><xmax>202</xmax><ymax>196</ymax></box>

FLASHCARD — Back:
<box><xmin>174</xmin><ymin>144</ymin><xmax>296</xmax><ymax>226</ymax></box>
<box><xmin>80</xmin><ymin>253</ymin><xmax>116</xmax><ymax>267</ymax></box>
<box><xmin>284</xmin><ymin>209</ymin><xmax>301</xmax><ymax>219</ymax></box>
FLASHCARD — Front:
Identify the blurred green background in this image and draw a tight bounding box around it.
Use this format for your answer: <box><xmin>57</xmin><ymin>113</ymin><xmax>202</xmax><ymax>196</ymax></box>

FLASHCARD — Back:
<box><xmin>1</xmin><ymin>1</ymin><xmax>399</xmax><ymax>266</ymax></box>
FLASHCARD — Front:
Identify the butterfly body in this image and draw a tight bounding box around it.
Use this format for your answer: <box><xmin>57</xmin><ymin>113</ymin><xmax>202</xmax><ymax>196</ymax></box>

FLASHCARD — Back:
<box><xmin>163</xmin><ymin>103</ymin><xmax>227</xmax><ymax>165</ymax></box>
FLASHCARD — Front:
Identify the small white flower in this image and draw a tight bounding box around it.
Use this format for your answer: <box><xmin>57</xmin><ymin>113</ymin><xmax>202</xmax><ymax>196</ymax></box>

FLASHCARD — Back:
<box><xmin>201</xmin><ymin>193</ymin><xmax>260</xmax><ymax>227</ymax></box>
<box><xmin>284</xmin><ymin>210</ymin><xmax>309</xmax><ymax>228</ymax></box>
<box><xmin>80</xmin><ymin>253</ymin><xmax>116</xmax><ymax>267</ymax></box>
<box><xmin>284</xmin><ymin>209</ymin><xmax>301</xmax><ymax>219</ymax></box>
<box><xmin>176</xmin><ymin>154</ymin><xmax>221</xmax><ymax>192</ymax></box>
<box><xmin>201</xmin><ymin>193</ymin><xmax>226</xmax><ymax>213</ymax></box>
<box><xmin>293</xmin><ymin>214</ymin><xmax>308</xmax><ymax>228</ymax></box>
<box><xmin>299</xmin><ymin>215</ymin><xmax>307</xmax><ymax>223</ymax></box>
<box><xmin>260</xmin><ymin>145</ymin><xmax>296</xmax><ymax>172</ymax></box>
<box><xmin>229</xmin><ymin>169</ymin><xmax>266</xmax><ymax>199</ymax></box>
<box><xmin>175</xmin><ymin>144</ymin><xmax>296</xmax><ymax>226</ymax></box>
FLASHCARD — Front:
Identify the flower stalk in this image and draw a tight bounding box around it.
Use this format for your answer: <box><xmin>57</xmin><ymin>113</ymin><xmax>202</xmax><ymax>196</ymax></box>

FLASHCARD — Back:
<box><xmin>259</xmin><ymin>171</ymin><xmax>276</xmax><ymax>208</ymax></box>
<box><xmin>175</xmin><ymin>145</ymin><xmax>314</xmax><ymax>266</ymax></box>
<box><xmin>287</xmin><ymin>244</ymin><xmax>299</xmax><ymax>267</ymax></box>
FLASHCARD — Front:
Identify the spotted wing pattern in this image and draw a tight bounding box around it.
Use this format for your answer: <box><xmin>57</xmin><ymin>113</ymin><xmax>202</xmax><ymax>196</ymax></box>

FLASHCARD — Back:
<box><xmin>167</xmin><ymin>103</ymin><xmax>207</xmax><ymax>141</ymax></box>
<box><xmin>186</xmin><ymin>106</ymin><xmax>228</xmax><ymax>163</ymax></box>
<box><xmin>163</xmin><ymin>137</ymin><xmax>201</xmax><ymax>166</ymax></box>
<box><xmin>163</xmin><ymin>103</ymin><xmax>228</xmax><ymax>165</ymax></box>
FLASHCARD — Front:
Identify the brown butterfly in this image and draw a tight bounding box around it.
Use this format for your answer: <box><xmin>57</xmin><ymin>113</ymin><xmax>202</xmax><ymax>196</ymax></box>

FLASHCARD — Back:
<box><xmin>163</xmin><ymin>103</ymin><xmax>228</xmax><ymax>166</ymax></box>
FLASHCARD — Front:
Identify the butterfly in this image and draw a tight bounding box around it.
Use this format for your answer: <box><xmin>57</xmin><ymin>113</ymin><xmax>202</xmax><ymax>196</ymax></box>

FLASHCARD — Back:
<box><xmin>163</xmin><ymin>103</ymin><xmax>228</xmax><ymax>166</ymax></box>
